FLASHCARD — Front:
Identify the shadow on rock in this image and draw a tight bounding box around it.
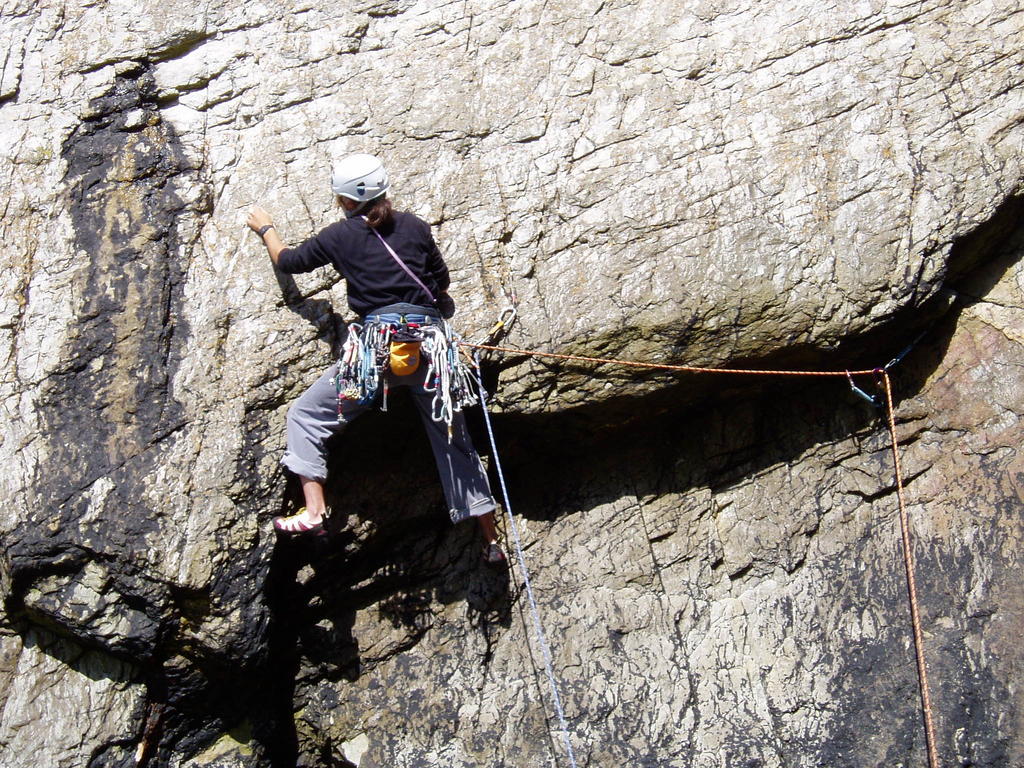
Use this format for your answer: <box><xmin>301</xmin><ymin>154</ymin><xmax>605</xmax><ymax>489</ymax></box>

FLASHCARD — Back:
<box><xmin>274</xmin><ymin>268</ymin><xmax>348</xmax><ymax>358</ymax></box>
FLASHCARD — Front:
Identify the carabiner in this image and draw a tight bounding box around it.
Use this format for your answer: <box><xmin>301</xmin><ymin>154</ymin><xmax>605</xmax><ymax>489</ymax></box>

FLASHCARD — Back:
<box><xmin>846</xmin><ymin>371</ymin><xmax>882</xmax><ymax>408</ymax></box>
<box><xmin>486</xmin><ymin>306</ymin><xmax>518</xmax><ymax>340</ymax></box>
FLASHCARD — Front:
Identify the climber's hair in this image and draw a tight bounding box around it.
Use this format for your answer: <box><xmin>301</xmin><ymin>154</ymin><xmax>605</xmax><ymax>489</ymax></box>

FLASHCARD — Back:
<box><xmin>363</xmin><ymin>196</ymin><xmax>394</xmax><ymax>229</ymax></box>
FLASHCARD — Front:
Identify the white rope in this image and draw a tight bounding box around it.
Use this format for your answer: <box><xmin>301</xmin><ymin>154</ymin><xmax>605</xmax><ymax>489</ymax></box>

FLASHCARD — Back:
<box><xmin>423</xmin><ymin>320</ymin><xmax>478</xmax><ymax>427</ymax></box>
<box><xmin>472</xmin><ymin>352</ymin><xmax>580</xmax><ymax>768</ymax></box>
<box><xmin>423</xmin><ymin>325</ymin><xmax>455</xmax><ymax>424</ymax></box>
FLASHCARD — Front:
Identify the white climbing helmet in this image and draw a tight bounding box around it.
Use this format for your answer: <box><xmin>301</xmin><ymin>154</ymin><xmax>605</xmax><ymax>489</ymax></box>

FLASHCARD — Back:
<box><xmin>330</xmin><ymin>153</ymin><xmax>389</xmax><ymax>202</ymax></box>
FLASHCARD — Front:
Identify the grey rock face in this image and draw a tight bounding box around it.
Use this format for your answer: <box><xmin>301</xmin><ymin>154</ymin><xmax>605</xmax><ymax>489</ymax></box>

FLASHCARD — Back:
<box><xmin>0</xmin><ymin>0</ymin><xmax>1022</xmax><ymax>766</ymax></box>
<box><xmin>0</xmin><ymin>627</ymin><xmax>143</xmax><ymax>768</ymax></box>
<box><xmin>290</xmin><ymin>231</ymin><xmax>1024</xmax><ymax>768</ymax></box>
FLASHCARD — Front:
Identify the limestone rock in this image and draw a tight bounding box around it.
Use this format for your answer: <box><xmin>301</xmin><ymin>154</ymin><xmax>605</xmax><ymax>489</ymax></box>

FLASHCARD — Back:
<box><xmin>290</xmin><ymin>230</ymin><xmax>1024</xmax><ymax>767</ymax></box>
<box><xmin>0</xmin><ymin>0</ymin><xmax>1022</xmax><ymax>766</ymax></box>
<box><xmin>0</xmin><ymin>627</ymin><xmax>143</xmax><ymax>768</ymax></box>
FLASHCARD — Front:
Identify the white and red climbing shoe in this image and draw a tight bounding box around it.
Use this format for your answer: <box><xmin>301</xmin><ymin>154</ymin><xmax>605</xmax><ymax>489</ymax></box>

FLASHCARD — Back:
<box><xmin>482</xmin><ymin>540</ymin><xmax>507</xmax><ymax>566</ymax></box>
<box><xmin>273</xmin><ymin>508</ymin><xmax>325</xmax><ymax>537</ymax></box>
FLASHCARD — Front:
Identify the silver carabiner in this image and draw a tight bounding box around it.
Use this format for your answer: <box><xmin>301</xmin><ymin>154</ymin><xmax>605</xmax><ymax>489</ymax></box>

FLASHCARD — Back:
<box><xmin>486</xmin><ymin>306</ymin><xmax>518</xmax><ymax>341</ymax></box>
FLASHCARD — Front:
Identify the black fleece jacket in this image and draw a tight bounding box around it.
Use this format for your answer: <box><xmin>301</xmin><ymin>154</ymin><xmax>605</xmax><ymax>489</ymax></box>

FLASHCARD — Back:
<box><xmin>276</xmin><ymin>211</ymin><xmax>450</xmax><ymax>317</ymax></box>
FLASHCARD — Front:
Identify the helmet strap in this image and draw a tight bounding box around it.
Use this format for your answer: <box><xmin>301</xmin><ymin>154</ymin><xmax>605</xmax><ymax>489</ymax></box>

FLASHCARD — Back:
<box><xmin>343</xmin><ymin>192</ymin><xmax>387</xmax><ymax>219</ymax></box>
<box><xmin>343</xmin><ymin>199</ymin><xmax>370</xmax><ymax>219</ymax></box>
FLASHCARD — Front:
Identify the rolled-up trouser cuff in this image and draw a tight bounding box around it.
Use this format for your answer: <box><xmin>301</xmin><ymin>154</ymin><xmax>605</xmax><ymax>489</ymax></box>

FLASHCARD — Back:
<box><xmin>448</xmin><ymin>496</ymin><xmax>497</xmax><ymax>524</ymax></box>
<box><xmin>280</xmin><ymin>451</ymin><xmax>328</xmax><ymax>483</ymax></box>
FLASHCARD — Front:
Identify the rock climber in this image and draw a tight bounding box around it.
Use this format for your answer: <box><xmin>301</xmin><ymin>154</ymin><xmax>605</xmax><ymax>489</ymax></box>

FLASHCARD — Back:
<box><xmin>247</xmin><ymin>152</ymin><xmax>506</xmax><ymax>565</ymax></box>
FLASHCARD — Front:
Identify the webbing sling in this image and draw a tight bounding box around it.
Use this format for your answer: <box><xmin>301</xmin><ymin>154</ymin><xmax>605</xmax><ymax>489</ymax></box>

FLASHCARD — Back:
<box><xmin>363</xmin><ymin>217</ymin><xmax>438</xmax><ymax>304</ymax></box>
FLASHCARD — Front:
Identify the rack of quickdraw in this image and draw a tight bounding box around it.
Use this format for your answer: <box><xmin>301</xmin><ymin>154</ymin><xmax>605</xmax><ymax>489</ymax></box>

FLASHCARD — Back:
<box><xmin>333</xmin><ymin>318</ymin><xmax>478</xmax><ymax>436</ymax></box>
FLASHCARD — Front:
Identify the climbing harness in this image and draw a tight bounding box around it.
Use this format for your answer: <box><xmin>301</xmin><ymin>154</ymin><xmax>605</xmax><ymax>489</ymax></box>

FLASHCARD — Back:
<box><xmin>472</xmin><ymin>351</ymin><xmax>579</xmax><ymax>768</ymax></box>
<box><xmin>334</xmin><ymin>318</ymin><xmax>478</xmax><ymax>433</ymax></box>
<box><xmin>330</xmin><ymin>217</ymin><xmax>480</xmax><ymax>432</ymax></box>
<box><xmin>463</xmin><ymin>337</ymin><xmax>940</xmax><ymax>768</ymax></box>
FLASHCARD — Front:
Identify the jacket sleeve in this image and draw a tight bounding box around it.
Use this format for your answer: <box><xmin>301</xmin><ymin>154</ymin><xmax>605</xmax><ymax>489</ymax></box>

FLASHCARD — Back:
<box><xmin>422</xmin><ymin>224</ymin><xmax>450</xmax><ymax>292</ymax></box>
<box><xmin>276</xmin><ymin>227</ymin><xmax>335</xmax><ymax>275</ymax></box>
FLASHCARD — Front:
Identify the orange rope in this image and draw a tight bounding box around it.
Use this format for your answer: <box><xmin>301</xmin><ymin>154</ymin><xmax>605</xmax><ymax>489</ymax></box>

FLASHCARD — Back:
<box><xmin>881</xmin><ymin>371</ymin><xmax>940</xmax><ymax>768</ymax></box>
<box><xmin>462</xmin><ymin>339</ymin><xmax>940</xmax><ymax>767</ymax></box>
<box><xmin>461</xmin><ymin>341</ymin><xmax>878</xmax><ymax>377</ymax></box>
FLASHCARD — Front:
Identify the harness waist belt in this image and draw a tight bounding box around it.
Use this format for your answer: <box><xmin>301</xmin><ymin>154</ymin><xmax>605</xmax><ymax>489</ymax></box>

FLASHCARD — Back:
<box><xmin>364</xmin><ymin>302</ymin><xmax>439</xmax><ymax>320</ymax></box>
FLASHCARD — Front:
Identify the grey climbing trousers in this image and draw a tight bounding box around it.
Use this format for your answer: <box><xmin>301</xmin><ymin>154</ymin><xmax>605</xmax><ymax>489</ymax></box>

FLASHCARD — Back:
<box><xmin>281</xmin><ymin>361</ymin><xmax>497</xmax><ymax>523</ymax></box>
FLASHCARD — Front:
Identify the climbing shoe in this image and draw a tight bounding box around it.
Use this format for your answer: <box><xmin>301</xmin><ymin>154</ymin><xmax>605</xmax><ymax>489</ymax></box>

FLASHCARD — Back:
<box><xmin>482</xmin><ymin>540</ymin><xmax>507</xmax><ymax>566</ymax></box>
<box><xmin>273</xmin><ymin>509</ymin><xmax>325</xmax><ymax>537</ymax></box>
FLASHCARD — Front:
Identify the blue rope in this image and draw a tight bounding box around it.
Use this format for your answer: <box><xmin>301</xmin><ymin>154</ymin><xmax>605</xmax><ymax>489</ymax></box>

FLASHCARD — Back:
<box><xmin>472</xmin><ymin>353</ymin><xmax>580</xmax><ymax>768</ymax></box>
